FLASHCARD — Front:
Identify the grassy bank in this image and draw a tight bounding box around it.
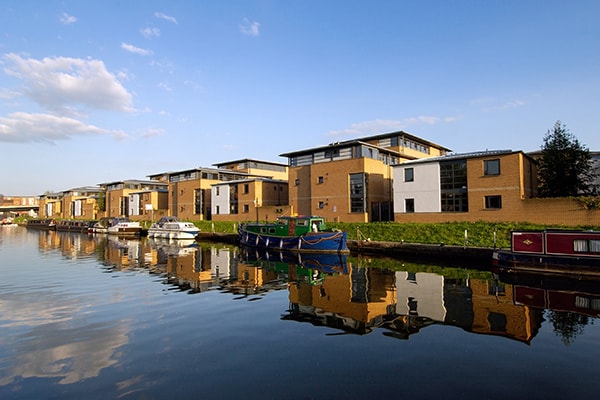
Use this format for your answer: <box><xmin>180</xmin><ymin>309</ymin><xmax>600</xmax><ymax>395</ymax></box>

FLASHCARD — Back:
<box><xmin>193</xmin><ymin>220</ymin><xmax>598</xmax><ymax>249</ymax></box>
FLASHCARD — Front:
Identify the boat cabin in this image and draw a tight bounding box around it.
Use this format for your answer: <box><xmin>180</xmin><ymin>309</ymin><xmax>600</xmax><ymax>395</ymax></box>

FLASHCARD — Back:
<box><xmin>246</xmin><ymin>216</ymin><xmax>328</xmax><ymax>237</ymax></box>
<box><xmin>512</xmin><ymin>230</ymin><xmax>600</xmax><ymax>257</ymax></box>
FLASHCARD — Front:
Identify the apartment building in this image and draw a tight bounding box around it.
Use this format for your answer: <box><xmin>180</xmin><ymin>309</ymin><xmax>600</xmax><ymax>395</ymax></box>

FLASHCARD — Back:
<box><xmin>393</xmin><ymin>150</ymin><xmax>538</xmax><ymax>222</ymax></box>
<box><xmin>212</xmin><ymin>158</ymin><xmax>288</xmax><ymax>181</ymax></box>
<box><xmin>100</xmin><ymin>179</ymin><xmax>168</xmax><ymax>220</ymax></box>
<box><xmin>59</xmin><ymin>186</ymin><xmax>104</xmax><ymax>220</ymax></box>
<box><xmin>211</xmin><ymin>177</ymin><xmax>289</xmax><ymax>223</ymax></box>
<box><xmin>280</xmin><ymin>131</ymin><xmax>451</xmax><ymax>222</ymax></box>
<box><xmin>148</xmin><ymin>159</ymin><xmax>289</xmax><ymax>222</ymax></box>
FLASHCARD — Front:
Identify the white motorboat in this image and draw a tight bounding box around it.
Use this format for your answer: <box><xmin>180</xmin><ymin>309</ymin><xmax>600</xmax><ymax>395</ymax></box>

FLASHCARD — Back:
<box><xmin>107</xmin><ymin>217</ymin><xmax>143</xmax><ymax>237</ymax></box>
<box><xmin>148</xmin><ymin>216</ymin><xmax>200</xmax><ymax>240</ymax></box>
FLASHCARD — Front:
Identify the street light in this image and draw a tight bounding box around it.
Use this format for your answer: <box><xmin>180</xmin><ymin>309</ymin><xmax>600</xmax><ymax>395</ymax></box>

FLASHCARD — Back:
<box><xmin>253</xmin><ymin>198</ymin><xmax>259</xmax><ymax>223</ymax></box>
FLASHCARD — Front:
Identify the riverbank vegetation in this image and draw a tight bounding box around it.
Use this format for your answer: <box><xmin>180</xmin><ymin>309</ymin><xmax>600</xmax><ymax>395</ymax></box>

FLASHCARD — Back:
<box><xmin>193</xmin><ymin>220</ymin><xmax>598</xmax><ymax>249</ymax></box>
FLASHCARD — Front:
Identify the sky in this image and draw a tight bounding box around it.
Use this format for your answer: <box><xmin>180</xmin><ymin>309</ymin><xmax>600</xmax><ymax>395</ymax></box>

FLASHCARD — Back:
<box><xmin>1</xmin><ymin>0</ymin><xmax>599</xmax><ymax>195</ymax></box>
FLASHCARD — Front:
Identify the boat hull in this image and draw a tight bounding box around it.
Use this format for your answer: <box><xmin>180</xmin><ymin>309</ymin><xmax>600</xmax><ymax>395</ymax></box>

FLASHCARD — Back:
<box><xmin>493</xmin><ymin>249</ymin><xmax>600</xmax><ymax>277</ymax></box>
<box><xmin>147</xmin><ymin>228</ymin><xmax>199</xmax><ymax>240</ymax></box>
<box><xmin>492</xmin><ymin>230</ymin><xmax>600</xmax><ymax>277</ymax></box>
<box><xmin>239</xmin><ymin>226</ymin><xmax>348</xmax><ymax>253</ymax></box>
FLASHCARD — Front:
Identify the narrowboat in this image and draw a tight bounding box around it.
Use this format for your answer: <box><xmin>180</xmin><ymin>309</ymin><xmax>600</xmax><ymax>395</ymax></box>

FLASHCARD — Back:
<box><xmin>238</xmin><ymin>215</ymin><xmax>348</xmax><ymax>253</ymax></box>
<box><xmin>492</xmin><ymin>230</ymin><xmax>600</xmax><ymax>276</ymax></box>
<box><xmin>25</xmin><ymin>218</ymin><xmax>56</xmax><ymax>230</ymax></box>
<box><xmin>55</xmin><ymin>219</ymin><xmax>95</xmax><ymax>233</ymax></box>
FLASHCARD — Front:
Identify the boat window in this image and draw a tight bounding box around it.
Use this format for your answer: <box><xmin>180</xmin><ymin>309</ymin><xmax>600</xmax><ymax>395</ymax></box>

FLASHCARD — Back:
<box><xmin>260</xmin><ymin>227</ymin><xmax>267</xmax><ymax>233</ymax></box>
<box><xmin>297</xmin><ymin>219</ymin><xmax>308</xmax><ymax>226</ymax></box>
<box><xmin>268</xmin><ymin>228</ymin><xmax>276</xmax><ymax>234</ymax></box>
<box><xmin>573</xmin><ymin>239</ymin><xmax>600</xmax><ymax>253</ymax></box>
<box><xmin>573</xmin><ymin>240</ymin><xmax>588</xmax><ymax>252</ymax></box>
<box><xmin>589</xmin><ymin>240</ymin><xmax>600</xmax><ymax>252</ymax></box>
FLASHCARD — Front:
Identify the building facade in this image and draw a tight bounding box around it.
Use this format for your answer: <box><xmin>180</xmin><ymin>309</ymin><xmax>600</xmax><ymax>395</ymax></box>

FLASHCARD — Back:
<box><xmin>211</xmin><ymin>177</ymin><xmax>289</xmax><ymax>223</ymax></box>
<box><xmin>280</xmin><ymin>131</ymin><xmax>450</xmax><ymax>222</ymax></box>
<box><xmin>100</xmin><ymin>180</ymin><xmax>169</xmax><ymax>220</ymax></box>
<box><xmin>393</xmin><ymin>150</ymin><xmax>539</xmax><ymax>222</ymax></box>
<box><xmin>149</xmin><ymin>159</ymin><xmax>289</xmax><ymax>222</ymax></box>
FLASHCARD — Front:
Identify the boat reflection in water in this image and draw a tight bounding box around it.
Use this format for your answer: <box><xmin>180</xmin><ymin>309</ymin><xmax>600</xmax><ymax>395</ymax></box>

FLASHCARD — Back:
<box><xmin>32</xmin><ymin>230</ymin><xmax>600</xmax><ymax>345</ymax></box>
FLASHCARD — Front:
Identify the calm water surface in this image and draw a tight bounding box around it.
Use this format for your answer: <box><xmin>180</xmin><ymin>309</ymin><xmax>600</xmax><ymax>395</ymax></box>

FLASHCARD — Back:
<box><xmin>1</xmin><ymin>226</ymin><xmax>600</xmax><ymax>399</ymax></box>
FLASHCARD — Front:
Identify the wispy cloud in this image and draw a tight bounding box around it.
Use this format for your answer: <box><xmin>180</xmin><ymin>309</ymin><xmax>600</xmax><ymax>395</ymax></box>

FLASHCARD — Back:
<box><xmin>121</xmin><ymin>42</ymin><xmax>153</xmax><ymax>56</ymax></box>
<box><xmin>154</xmin><ymin>12</ymin><xmax>178</xmax><ymax>24</ymax></box>
<box><xmin>327</xmin><ymin>116</ymin><xmax>459</xmax><ymax>137</ymax></box>
<box><xmin>471</xmin><ymin>97</ymin><xmax>526</xmax><ymax>112</ymax></box>
<box><xmin>484</xmin><ymin>100</ymin><xmax>525</xmax><ymax>112</ymax></box>
<box><xmin>239</xmin><ymin>18</ymin><xmax>260</xmax><ymax>36</ymax></box>
<box><xmin>140</xmin><ymin>128</ymin><xmax>165</xmax><ymax>139</ymax></box>
<box><xmin>0</xmin><ymin>112</ymin><xmax>126</xmax><ymax>143</ymax></box>
<box><xmin>59</xmin><ymin>12</ymin><xmax>77</xmax><ymax>25</ymax></box>
<box><xmin>157</xmin><ymin>82</ymin><xmax>172</xmax><ymax>92</ymax></box>
<box><xmin>140</xmin><ymin>27</ymin><xmax>160</xmax><ymax>38</ymax></box>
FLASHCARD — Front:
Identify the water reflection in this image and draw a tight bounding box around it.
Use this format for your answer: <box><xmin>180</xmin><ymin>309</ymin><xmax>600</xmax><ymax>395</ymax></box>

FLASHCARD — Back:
<box><xmin>19</xmin><ymin>229</ymin><xmax>600</xmax><ymax>346</ymax></box>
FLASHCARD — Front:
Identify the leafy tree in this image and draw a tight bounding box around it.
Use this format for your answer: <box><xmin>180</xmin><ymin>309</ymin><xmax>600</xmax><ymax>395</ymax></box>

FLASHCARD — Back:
<box><xmin>537</xmin><ymin>121</ymin><xmax>595</xmax><ymax>197</ymax></box>
<box><xmin>97</xmin><ymin>191</ymin><xmax>106</xmax><ymax>212</ymax></box>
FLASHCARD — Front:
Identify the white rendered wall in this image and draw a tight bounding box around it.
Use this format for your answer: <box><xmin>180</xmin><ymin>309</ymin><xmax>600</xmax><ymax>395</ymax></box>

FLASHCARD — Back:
<box><xmin>211</xmin><ymin>185</ymin><xmax>230</xmax><ymax>215</ymax></box>
<box><xmin>393</xmin><ymin>162</ymin><xmax>441</xmax><ymax>213</ymax></box>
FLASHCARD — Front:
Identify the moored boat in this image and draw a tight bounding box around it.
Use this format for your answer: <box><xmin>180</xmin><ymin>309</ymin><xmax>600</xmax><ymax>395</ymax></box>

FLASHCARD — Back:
<box><xmin>492</xmin><ymin>230</ymin><xmax>600</xmax><ymax>277</ymax></box>
<box><xmin>25</xmin><ymin>218</ymin><xmax>56</xmax><ymax>230</ymax></box>
<box><xmin>55</xmin><ymin>219</ymin><xmax>95</xmax><ymax>233</ymax></box>
<box><xmin>147</xmin><ymin>216</ymin><xmax>200</xmax><ymax>240</ymax></box>
<box><xmin>238</xmin><ymin>215</ymin><xmax>348</xmax><ymax>253</ymax></box>
<box><xmin>107</xmin><ymin>217</ymin><xmax>143</xmax><ymax>237</ymax></box>
<box><xmin>1</xmin><ymin>217</ymin><xmax>18</xmax><ymax>227</ymax></box>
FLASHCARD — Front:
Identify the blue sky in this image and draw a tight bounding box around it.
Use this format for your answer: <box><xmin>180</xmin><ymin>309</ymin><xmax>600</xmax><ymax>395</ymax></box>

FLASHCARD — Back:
<box><xmin>1</xmin><ymin>1</ymin><xmax>599</xmax><ymax>195</ymax></box>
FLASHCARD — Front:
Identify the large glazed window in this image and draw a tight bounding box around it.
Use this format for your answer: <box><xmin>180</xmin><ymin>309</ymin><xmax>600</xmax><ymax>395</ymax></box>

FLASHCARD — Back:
<box><xmin>349</xmin><ymin>173</ymin><xmax>366</xmax><ymax>213</ymax></box>
<box><xmin>440</xmin><ymin>160</ymin><xmax>468</xmax><ymax>212</ymax></box>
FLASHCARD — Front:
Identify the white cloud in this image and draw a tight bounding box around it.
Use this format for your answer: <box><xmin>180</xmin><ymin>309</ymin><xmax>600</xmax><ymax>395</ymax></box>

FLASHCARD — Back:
<box><xmin>327</xmin><ymin>116</ymin><xmax>458</xmax><ymax>137</ymax></box>
<box><xmin>121</xmin><ymin>42</ymin><xmax>153</xmax><ymax>56</ymax></box>
<box><xmin>239</xmin><ymin>18</ymin><xmax>260</xmax><ymax>36</ymax></box>
<box><xmin>3</xmin><ymin>53</ymin><xmax>133</xmax><ymax>114</ymax></box>
<box><xmin>154</xmin><ymin>12</ymin><xmax>178</xmax><ymax>24</ymax></box>
<box><xmin>0</xmin><ymin>112</ymin><xmax>126</xmax><ymax>143</ymax></box>
<box><xmin>141</xmin><ymin>27</ymin><xmax>160</xmax><ymax>38</ymax></box>
<box><xmin>59</xmin><ymin>12</ymin><xmax>77</xmax><ymax>25</ymax></box>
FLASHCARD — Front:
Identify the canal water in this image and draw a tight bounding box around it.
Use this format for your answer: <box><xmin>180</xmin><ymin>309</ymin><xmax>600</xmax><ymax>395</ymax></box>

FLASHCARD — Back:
<box><xmin>1</xmin><ymin>226</ymin><xmax>600</xmax><ymax>399</ymax></box>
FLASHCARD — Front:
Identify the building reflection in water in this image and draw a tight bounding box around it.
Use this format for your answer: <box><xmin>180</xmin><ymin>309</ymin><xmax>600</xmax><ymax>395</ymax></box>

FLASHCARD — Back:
<box><xmin>36</xmin><ymin>232</ymin><xmax>600</xmax><ymax>346</ymax></box>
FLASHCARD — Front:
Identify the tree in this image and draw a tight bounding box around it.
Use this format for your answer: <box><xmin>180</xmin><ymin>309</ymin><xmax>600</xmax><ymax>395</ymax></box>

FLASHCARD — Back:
<box><xmin>537</xmin><ymin>121</ymin><xmax>595</xmax><ymax>197</ymax></box>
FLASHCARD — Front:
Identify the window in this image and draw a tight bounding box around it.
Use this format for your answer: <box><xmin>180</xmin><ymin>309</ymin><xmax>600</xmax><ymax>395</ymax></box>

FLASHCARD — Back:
<box><xmin>295</xmin><ymin>178</ymin><xmax>300</xmax><ymax>186</ymax></box>
<box><xmin>404</xmin><ymin>168</ymin><xmax>414</xmax><ymax>182</ymax></box>
<box><xmin>484</xmin><ymin>159</ymin><xmax>500</xmax><ymax>176</ymax></box>
<box><xmin>485</xmin><ymin>195</ymin><xmax>502</xmax><ymax>209</ymax></box>
<box><xmin>244</xmin><ymin>204</ymin><xmax>249</xmax><ymax>213</ymax></box>
<box><xmin>440</xmin><ymin>160</ymin><xmax>468</xmax><ymax>212</ymax></box>
<box><xmin>349</xmin><ymin>173</ymin><xmax>366</xmax><ymax>213</ymax></box>
<box><xmin>215</xmin><ymin>205</ymin><xmax>220</xmax><ymax>215</ymax></box>
<box><xmin>243</xmin><ymin>183</ymin><xmax>249</xmax><ymax>194</ymax></box>
<box><xmin>318</xmin><ymin>201</ymin><xmax>324</xmax><ymax>209</ymax></box>
<box><xmin>216</xmin><ymin>187</ymin><xmax>220</xmax><ymax>196</ymax></box>
<box><xmin>318</xmin><ymin>176</ymin><xmax>324</xmax><ymax>184</ymax></box>
<box><xmin>405</xmin><ymin>198</ymin><xmax>415</xmax><ymax>213</ymax></box>
<box><xmin>194</xmin><ymin>189</ymin><xmax>202</xmax><ymax>214</ymax></box>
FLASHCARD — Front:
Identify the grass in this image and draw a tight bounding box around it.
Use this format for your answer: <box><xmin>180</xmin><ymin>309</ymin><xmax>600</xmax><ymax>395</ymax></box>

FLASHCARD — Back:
<box><xmin>191</xmin><ymin>219</ymin><xmax>599</xmax><ymax>249</ymax></box>
<box><xmin>16</xmin><ymin>215</ymin><xmax>597</xmax><ymax>249</ymax></box>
